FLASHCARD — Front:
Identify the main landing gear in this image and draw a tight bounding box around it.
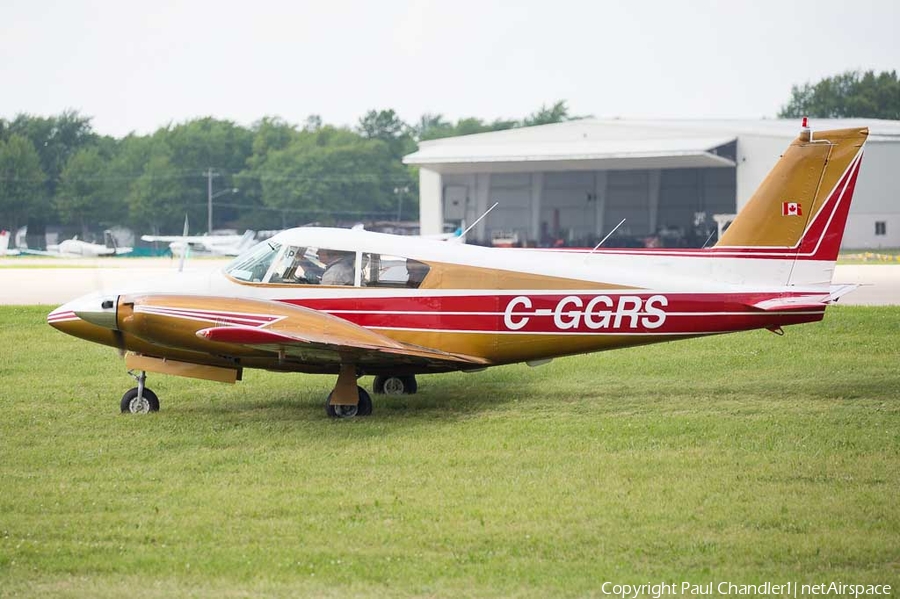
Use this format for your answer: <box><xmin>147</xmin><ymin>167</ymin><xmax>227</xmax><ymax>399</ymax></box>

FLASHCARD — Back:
<box><xmin>373</xmin><ymin>375</ymin><xmax>418</xmax><ymax>396</ymax></box>
<box><xmin>325</xmin><ymin>363</ymin><xmax>374</xmax><ymax>419</ymax></box>
<box><xmin>121</xmin><ymin>370</ymin><xmax>159</xmax><ymax>414</ymax></box>
<box><xmin>325</xmin><ymin>386</ymin><xmax>372</xmax><ymax>418</ymax></box>
<box><xmin>325</xmin><ymin>374</ymin><xmax>417</xmax><ymax>419</ymax></box>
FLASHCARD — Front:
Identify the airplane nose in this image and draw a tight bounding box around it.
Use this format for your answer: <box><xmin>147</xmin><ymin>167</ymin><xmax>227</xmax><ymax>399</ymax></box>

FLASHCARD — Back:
<box><xmin>47</xmin><ymin>304</ymin><xmax>80</xmax><ymax>329</ymax></box>
<box><xmin>47</xmin><ymin>292</ymin><xmax>120</xmax><ymax>331</ymax></box>
<box><xmin>73</xmin><ymin>293</ymin><xmax>119</xmax><ymax>329</ymax></box>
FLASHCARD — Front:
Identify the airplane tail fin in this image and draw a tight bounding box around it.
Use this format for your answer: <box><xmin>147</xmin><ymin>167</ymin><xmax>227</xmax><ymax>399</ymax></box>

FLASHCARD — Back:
<box><xmin>713</xmin><ymin>125</ymin><xmax>867</xmax><ymax>286</ymax></box>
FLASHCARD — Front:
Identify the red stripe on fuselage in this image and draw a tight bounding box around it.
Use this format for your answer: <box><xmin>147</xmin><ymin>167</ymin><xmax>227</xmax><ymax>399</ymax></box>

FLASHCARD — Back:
<box><xmin>280</xmin><ymin>292</ymin><xmax>825</xmax><ymax>335</ymax></box>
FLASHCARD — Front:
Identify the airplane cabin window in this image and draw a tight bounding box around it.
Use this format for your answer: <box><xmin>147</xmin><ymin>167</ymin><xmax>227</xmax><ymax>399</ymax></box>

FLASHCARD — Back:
<box><xmin>268</xmin><ymin>246</ymin><xmax>324</xmax><ymax>284</ymax></box>
<box><xmin>225</xmin><ymin>240</ymin><xmax>282</xmax><ymax>282</ymax></box>
<box><xmin>362</xmin><ymin>253</ymin><xmax>430</xmax><ymax>288</ymax></box>
<box><xmin>318</xmin><ymin>248</ymin><xmax>356</xmax><ymax>286</ymax></box>
<box><xmin>264</xmin><ymin>246</ymin><xmax>356</xmax><ymax>286</ymax></box>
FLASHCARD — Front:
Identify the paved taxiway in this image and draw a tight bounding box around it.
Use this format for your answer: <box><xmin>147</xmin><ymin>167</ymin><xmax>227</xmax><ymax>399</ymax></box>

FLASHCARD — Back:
<box><xmin>0</xmin><ymin>259</ymin><xmax>896</xmax><ymax>306</ymax></box>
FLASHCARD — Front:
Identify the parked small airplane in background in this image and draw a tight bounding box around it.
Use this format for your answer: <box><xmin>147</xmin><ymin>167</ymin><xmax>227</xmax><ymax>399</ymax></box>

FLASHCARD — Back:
<box><xmin>141</xmin><ymin>229</ymin><xmax>257</xmax><ymax>258</ymax></box>
<box><xmin>26</xmin><ymin>230</ymin><xmax>133</xmax><ymax>258</ymax></box>
<box><xmin>49</xmin><ymin>123</ymin><xmax>867</xmax><ymax>418</ymax></box>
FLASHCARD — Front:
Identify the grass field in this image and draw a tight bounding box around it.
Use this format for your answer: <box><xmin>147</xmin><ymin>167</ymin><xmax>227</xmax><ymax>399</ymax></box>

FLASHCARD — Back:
<box><xmin>1</xmin><ymin>306</ymin><xmax>898</xmax><ymax>597</ymax></box>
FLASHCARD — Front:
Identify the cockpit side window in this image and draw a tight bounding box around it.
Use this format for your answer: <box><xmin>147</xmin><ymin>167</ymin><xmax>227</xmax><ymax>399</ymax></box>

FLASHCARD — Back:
<box><xmin>362</xmin><ymin>253</ymin><xmax>430</xmax><ymax>288</ymax></box>
<box><xmin>262</xmin><ymin>245</ymin><xmax>356</xmax><ymax>286</ymax></box>
<box><xmin>267</xmin><ymin>246</ymin><xmax>324</xmax><ymax>284</ymax></box>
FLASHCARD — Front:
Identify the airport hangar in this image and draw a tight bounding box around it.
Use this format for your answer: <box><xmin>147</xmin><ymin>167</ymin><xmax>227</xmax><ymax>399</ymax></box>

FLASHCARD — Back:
<box><xmin>403</xmin><ymin>119</ymin><xmax>900</xmax><ymax>249</ymax></box>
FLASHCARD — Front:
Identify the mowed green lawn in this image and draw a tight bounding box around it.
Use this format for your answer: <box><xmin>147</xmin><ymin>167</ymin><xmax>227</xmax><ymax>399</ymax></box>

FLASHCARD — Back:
<box><xmin>0</xmin><ymin>306</ymin><xmax>898</xmax><ymax>597</ymax></box>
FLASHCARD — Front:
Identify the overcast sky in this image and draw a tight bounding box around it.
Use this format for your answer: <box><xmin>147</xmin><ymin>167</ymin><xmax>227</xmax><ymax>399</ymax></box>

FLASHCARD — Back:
<box><xmin>1</xmin><ymin>0</ymin><xmax>897</xmax><ymax>137</ymax></box>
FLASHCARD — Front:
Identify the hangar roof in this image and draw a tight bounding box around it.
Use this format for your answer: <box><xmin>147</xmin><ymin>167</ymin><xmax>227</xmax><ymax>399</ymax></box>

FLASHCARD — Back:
<box><xmin>403</xmin><ymin>118</ymin><xmax>900</xmax><ymax>174</ymax></box>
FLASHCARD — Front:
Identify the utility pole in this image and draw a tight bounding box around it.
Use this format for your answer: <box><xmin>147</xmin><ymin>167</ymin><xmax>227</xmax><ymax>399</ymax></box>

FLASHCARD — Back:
<box><xmin>206</xmin><ymin>168</ymin><xmax>215</xmax><ymax>234</ymax></box>
<box><xmin>394</xmin><ymin>186</ymin><xmax>409</xmax><ymax>222</ymax></box>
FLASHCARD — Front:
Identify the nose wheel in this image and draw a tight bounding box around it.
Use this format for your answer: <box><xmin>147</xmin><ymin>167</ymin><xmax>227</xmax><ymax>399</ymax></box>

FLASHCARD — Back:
<box><xmin>121</xmin><ymin>370</ymin><xmax>160</xmax><ymax>414</ymax></box>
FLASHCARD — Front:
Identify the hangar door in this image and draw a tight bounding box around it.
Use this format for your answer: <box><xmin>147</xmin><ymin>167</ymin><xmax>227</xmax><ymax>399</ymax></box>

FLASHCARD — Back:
<box><xmin>542</xmin><ymin>172</ymin><xmax>596</xmax><ymax>244</ymax></box>
<box><xmin>485</xmin><ymin>173</ymin><xmax>532</xmax><ymax>240</ymax></box>
<box><xmin>606</xmin><ymin>171</ymin><xmax>651</xmax><ymax>237</ymax></box>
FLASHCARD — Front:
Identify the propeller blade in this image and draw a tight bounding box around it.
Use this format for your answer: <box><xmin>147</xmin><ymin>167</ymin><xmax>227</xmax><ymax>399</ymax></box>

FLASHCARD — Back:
<box><xmin>113</xmin><ymin>329</ymin><xmax>127</xmax><ymax>358</ymax></box>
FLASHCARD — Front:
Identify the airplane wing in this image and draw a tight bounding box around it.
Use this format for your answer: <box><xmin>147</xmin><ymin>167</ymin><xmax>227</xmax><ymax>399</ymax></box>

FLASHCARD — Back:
<box><xmin>196</xmin><ymin>324</ymin><xmax>488</xmax><ymax>368</ymax></box>
<box><xmin>121</xmin><ymin>294</ymin><xmax>490</xmax><ymax>370</ymax></box>
<box><xmin>141</xmin><ymin>235</ymin><xmax>212</xmax><ymax>244</ymax></box>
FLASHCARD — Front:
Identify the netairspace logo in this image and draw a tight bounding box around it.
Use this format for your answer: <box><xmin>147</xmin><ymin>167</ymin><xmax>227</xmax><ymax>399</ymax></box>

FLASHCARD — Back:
<box><xmin>600</xmin><ymin>581</ymin><xmax>892</xmax><ymax>598</ymax></box>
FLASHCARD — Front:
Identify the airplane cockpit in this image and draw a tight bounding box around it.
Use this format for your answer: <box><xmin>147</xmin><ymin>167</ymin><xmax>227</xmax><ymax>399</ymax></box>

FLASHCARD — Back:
<box><xmin>224</xmin><ymin>240</ymin><xmax>431</xmax><ymax>289</ymax></box>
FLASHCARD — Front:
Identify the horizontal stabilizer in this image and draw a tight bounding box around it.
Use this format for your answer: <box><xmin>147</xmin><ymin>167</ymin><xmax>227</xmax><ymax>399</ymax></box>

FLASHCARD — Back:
<box><xmin>751</xmin><ymin>298</ymin><xmax>828</xmax><ymax>312</ymax></box>
<box><xmin>751</xmin><ymin>284</ymin><xmax>857</xmax><ymax>311</ymax></box>
<box><xmin>826</xmin><ymin>284</ymin><xmax>859</xmax><ymax>303</ymax></box>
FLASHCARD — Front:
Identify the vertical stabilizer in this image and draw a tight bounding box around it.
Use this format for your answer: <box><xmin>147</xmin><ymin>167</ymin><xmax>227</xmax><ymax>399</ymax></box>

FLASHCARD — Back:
<box><xmin>716</xmin><ymin>126</ymin><xmax>867</xmax><ymax>261</ymax></box>
<box><xmin>714</xmin><ymin>126</ymin><xmax>867</xmax><ymax>286</ymax></box>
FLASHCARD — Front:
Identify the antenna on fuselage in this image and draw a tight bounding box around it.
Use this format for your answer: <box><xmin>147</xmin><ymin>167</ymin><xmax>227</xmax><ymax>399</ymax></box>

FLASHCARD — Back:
<box><xmin>452</xmin><ymin>202</ymin><xmax>498</xmax><ymax>243</ymax></box>
<box><xmin>586</xmin><ymin>218</ymin><xmax>626</xmax><ymax>259</ymax></box>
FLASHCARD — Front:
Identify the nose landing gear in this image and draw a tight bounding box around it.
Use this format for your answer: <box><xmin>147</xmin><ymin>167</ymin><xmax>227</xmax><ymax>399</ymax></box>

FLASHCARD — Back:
<box><xmin>121</xmin><ymin>370</ymin><xmax>159</xmax><ymax>414</ymax></box>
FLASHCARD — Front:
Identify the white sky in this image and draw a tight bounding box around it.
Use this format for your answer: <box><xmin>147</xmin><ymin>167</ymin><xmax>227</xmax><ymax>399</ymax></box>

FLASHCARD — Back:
<box><xmin>1</xmin><ymin>0</ymin><xmax>897</xmax><ymax>138</ymax></box>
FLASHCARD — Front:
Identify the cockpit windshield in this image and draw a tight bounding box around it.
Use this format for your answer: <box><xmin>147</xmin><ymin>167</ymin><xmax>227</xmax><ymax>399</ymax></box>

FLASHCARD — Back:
<box><xmin>224</xmin><ymin>240</ymin><xmax>282</xmax><ymax>282</ymax></box>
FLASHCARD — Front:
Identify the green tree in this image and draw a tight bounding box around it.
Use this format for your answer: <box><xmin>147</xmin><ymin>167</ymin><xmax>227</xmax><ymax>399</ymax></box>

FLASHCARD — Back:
<box><xmin>233</xmin><ymin>117</ymin><xmax>301</xmax><ymax>228</ymax></box>
<box><xmin>127</xmin><ymin>144</ymin><xmax>188</xmax><ymax>234</ymax></box>
<box><xmin>2</xmin><ymin>111</ymin><xmax>98</xmax><ymax>201</ymax></box>
<box><xmin>303</xmin><ymin>115</ymin><xmax>323</xmax><ymax>132</ymax></box>
<box><xmin>356</xmin><ymin>109</ymin><xmax>415</xmax><ymax>157</ymax></box>
<box><xmin>103</xmin><ymin>134</ymin><xmax>157</xmax><ymax>228</ymax></box>
<box><xmin>157</xmin><ymin>118</ymin><xmax>255</xmax><ymax>230</ymax></box>
<box><xmin>413</xmin><ymin>113</ymin><xmax>453</xmax><ymax>141</ymax></box>
<box><xmin>523</xmin><ymin>100</ymin><xmax>572</xmax><ymax>126</ymax></box>
<box><xmin>0</xmin><ymin>134</ymin><xmax>47</xmax><ymax>232</ymax></box>
<box><xmin>779</xmin><ymin>70</ymin><xmax>900</xmax><ymax>119</ymax></box>
<box><xmin>258</xmin><ymin>134</ymin><xmax>413</xmax><ymax>225</ymax></box>
<box><xmin>57</xmin><ymin>147</ymin><xmax>116</xmax><ymax>237</ymax></box>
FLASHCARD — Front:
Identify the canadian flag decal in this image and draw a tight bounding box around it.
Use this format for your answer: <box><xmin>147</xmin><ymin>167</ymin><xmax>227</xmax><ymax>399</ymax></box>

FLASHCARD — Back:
<box><xmin>782</xmin><ymin>202</ymin><xmax>802</xmax><ymax>216</ymax></box>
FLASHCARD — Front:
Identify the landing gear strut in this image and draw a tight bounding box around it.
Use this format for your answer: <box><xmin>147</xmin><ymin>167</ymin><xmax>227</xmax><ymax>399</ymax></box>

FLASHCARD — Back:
<box><xmin>325</xmin><ymin>363</ymin><xmax>373</xmax><ymax>419</ymax></box>
<box><xmin>373</xmin><ymin>375</ymin><xmax>417</xmax><ymax>395</ymax></box>
<box><xmin>325</xmin><ymin>386</ymin><xmax>372</xmax><ymax>418</ymax></box>
<box><xmin>121</xmin><ymin>370</ymin><xmax>159</xmax><ymax>414</ymax></box>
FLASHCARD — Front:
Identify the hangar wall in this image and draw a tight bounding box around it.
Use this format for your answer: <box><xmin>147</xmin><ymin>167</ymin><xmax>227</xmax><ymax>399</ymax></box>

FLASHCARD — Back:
<box><xmin>439</xmin><ymin>167</ymin><xmax>736</xmax><ymax>247</ymax></box>
<box><xmin>842</xmin><ymin>140</ymin><xmax>900</xmax><ymax>248</ymax></box>
<box><xmin>735</xmin><ymin>134</ymin><xmax>898</xmax><ymax>248</ymax></box>
<box><xmin>410</xmin><ymin>120</ymin><xmax>900</xmax><ymax>249</ymax></box>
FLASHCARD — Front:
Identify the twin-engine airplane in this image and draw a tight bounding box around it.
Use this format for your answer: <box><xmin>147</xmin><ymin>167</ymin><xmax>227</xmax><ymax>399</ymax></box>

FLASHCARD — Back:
<box><xmin>49</xmin><ymin>124</ymin><xmax>867</xmax><ymax>418</ymax></box>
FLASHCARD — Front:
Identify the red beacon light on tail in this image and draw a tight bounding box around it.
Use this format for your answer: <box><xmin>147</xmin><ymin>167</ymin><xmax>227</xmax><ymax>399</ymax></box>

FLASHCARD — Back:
<box><xmin>800</xmin><ymin>116</ymin><xmax>812</xmax><ymax>141</ymax></box>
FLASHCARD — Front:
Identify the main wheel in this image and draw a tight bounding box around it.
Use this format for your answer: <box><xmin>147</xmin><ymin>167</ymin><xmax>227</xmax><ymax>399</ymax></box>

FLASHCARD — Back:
<box><xmin>325</xmin><ymin>386</ymin><xmax>372</xmax><ymax>418</ymax></box>
<box><xmin>120</xmin><ymin>387</ymin><xmax>160</xmax><ymax>414</ymax></box>
<box><xmin>373</xmin><ymin>375</ymin><xmax>417</xmax><ymax>395</ymax></box>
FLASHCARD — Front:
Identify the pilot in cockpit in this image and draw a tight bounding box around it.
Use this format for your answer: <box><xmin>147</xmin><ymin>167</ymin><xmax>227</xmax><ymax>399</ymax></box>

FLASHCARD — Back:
<box><xmin>319</xmin><ymin>248</ymin><xmax>355</xmax><ymax>286</ymax></box>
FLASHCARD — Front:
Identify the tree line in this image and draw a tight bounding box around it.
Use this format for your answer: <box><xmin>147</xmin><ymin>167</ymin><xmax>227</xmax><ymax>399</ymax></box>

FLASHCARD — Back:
<box><xmin>779</xmin><ymin>69</ymin><xmax>900</xmax><ymax>120</ymax></box>
<box><xmin>0</xmin><ymin>101</ymin><xmax>576</xmax><ymax>239</ymax></box>
<box><xmin>2</xmin><ymin>67</ymin><xmax>895</xmax><ymax>242</ymax></box>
